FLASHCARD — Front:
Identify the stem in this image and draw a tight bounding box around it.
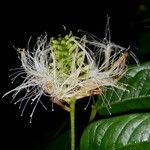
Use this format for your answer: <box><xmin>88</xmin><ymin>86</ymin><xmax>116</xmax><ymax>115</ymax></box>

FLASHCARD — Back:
<box><xmin>70</xmin><ymin>99</ymin><xmax>75</xmax><ymax>150</ymax></box>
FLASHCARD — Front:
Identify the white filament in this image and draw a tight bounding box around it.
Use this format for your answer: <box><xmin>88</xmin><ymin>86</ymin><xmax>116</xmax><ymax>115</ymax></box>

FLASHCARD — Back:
<box><xmin>3</xmin><ymin>33</ymin><xmax>132</xmax><ymax>122</ymax></box>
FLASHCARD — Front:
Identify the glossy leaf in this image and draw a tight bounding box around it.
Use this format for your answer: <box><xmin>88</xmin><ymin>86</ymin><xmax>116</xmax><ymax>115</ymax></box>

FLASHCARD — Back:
<box><xmin>80</xmin><ymin>113</ymin><xmax>150</xmax><ymax>150</ymax></box>
<box><xmin>97</xmin><ymin>62</ymin><xmax>150</xmax><ymax>115</ymax></box>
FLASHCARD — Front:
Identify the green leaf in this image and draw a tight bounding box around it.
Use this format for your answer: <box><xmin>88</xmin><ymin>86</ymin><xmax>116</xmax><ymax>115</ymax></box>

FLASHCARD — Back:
<box><xmin>97</xmin><ymin>62</ymin><xmax>150</xmax><ymax>115</ymax></box>
<box><xmin>46</xmin><ymin>131</ymin><xmax>70</xmax><ymax>150</ymax></box>
<box><xmin>80</xmin><ymin>113</ymin><xmax>150</xmax><ymax>150</ymax></box>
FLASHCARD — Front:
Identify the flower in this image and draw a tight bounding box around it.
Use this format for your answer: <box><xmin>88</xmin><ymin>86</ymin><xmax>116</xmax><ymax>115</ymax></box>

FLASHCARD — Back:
<box><xmin>3</xmin><ymin>31</ymin><xmax>136</xmax><ymax>122</ymax></box>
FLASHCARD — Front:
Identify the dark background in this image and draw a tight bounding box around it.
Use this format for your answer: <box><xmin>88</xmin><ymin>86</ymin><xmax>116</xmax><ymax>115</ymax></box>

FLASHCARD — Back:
<box><xmin>0</xmin><ymin>0</ymin><xmax>150</xmax><ymax>150</ymax></box>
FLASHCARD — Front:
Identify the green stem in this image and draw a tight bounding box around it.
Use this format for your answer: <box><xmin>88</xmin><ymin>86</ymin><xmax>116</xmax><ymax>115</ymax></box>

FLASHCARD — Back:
<box><xmin>70</xmin><ymin>99</ymin><xmax>75</xmax><ymax>150</ymax></box>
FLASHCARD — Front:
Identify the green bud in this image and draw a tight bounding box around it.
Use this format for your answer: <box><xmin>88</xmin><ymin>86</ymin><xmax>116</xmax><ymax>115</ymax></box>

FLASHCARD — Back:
<box><xmin>69</xmin><ymin>44</ymin><xmax>77</xmax><ymax>54</ymax></box>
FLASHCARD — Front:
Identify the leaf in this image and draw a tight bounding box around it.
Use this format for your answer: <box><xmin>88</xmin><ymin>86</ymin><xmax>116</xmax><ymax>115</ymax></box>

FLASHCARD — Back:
<box><xmin>97</xmin><ymin>62</ymin><xmax>150</xmax><ymax>115</ymax></box>
<box><xmin>46</xmin><ymin>131</ymin><xmax>70</xmax><ymax>150</ymax></box>
<box><xmin>80</xmin><ymin>113</ymin><xmax>150</xmax><ymax>150</ymax></box>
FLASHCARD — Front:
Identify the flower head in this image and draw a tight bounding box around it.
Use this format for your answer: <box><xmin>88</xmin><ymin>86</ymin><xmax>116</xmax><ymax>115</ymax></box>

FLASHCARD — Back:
<box><xmin>3</xmin><ymin>31</ymin><xmax>135</xmax><ymax>122</ymax></box>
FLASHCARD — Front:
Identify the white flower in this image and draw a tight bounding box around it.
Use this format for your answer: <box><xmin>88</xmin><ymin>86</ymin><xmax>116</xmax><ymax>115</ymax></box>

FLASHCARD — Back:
<box><xmin>3</xmin><ymin>32</ymin><xmax>138</xmax><ymax>122</ymax></box>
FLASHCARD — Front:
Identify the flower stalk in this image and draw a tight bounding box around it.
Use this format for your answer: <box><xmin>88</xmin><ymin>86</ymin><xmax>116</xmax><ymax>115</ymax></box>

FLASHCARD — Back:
<box><xmin>69</xmin><ymin>99</ymin><xmax>76</xmax><ymax>150</ymax></box>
